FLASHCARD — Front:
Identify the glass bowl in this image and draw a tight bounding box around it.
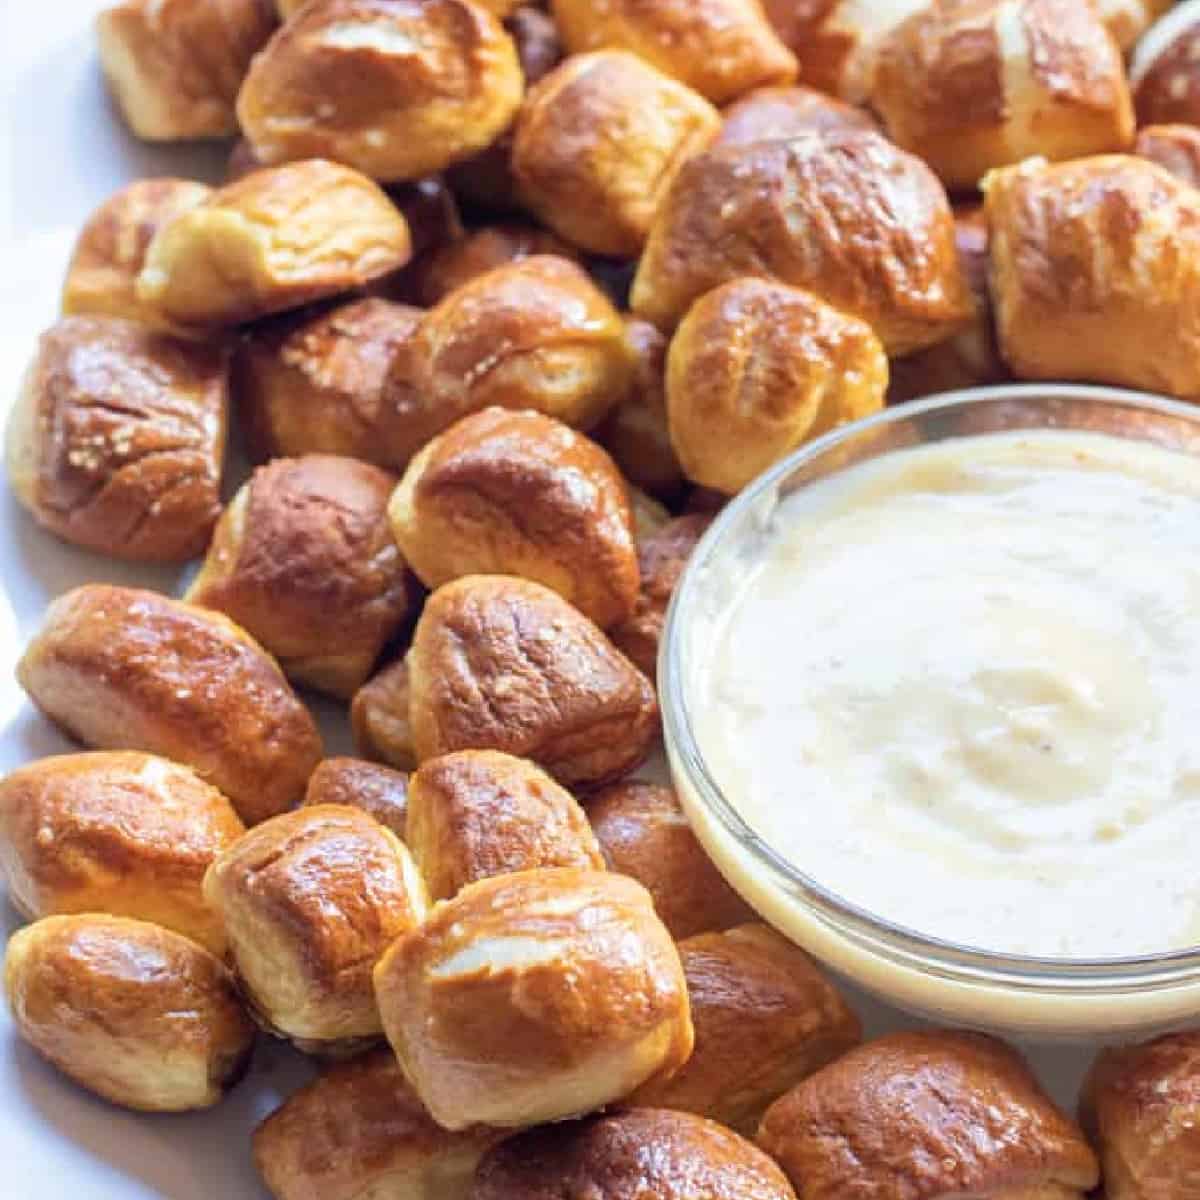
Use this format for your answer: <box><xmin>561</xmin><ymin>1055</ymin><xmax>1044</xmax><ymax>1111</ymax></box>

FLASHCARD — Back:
<box><xmin>661</xmin><ymin>384</ymin><xmax>1200</xmax><ymax>1040</ymax></box>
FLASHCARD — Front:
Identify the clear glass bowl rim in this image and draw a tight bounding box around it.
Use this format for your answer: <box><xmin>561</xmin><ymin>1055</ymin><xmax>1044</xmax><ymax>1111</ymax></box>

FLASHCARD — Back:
<box><xmin>660</xmin><ymin>382</ymin><xmax>1200</xmax><ymax>991</ymax></box>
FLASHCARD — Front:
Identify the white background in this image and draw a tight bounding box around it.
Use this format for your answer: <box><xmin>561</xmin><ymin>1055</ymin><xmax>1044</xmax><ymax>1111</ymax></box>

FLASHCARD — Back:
<box><xmin>0</xmin><ymin>4</ymin><xmax>1094</xmax><ymax>1196</ymax></box>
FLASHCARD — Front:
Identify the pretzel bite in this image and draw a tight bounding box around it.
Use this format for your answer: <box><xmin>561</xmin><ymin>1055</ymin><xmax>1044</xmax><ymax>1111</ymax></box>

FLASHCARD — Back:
<box><xmin>761</xmin><ymin>0</ymin><xmax>926</xmax><ymax>102</ymax></box>
<box><xmin>718</xmin><ymin>85</ymin><xmax>880</xmax><ymax>147</ymax></box>
<box><xmin>1132</xmin><ymin>2</ymin><xmax>1200</xmax><ymax>126</ymax></box>
<box><xmin>1135</xmin><ymin>123</ymin><xmax>1200</xmax><ymax>189</ymax></box>
<box><xmin>871</xmin><ymin>0</ymin><xmax>1133</xmax><ymax>193</ymax></box>
<box><xmin>136</xmin><ymin>160</ymin><xmax>413</xmax><ymax>327</ymax></box>
<box><xmin>0</xmin><ymin>752</ymin><xmax>243</xmax><ymax>956</ymax></box>
<box><xmin>373</xmin><ymin>867</ymin><xmax>691</xmax><ymax>1128</ymax></box>
<box><xmin>757</xmin><ymin>1031</ymin><xmax>1099</xmax><ymax>1200</ymax></box>
<box><xmin>303</xmin><ymin>757</ymin><xmax>409</xmax><ymax>839</ymax></box>
<box><xmin>3</xmin><ymin>914</ymin><xmax>255</xmax><ymax>1112</ymax></box>
<box><xmin>407</xmin><ymin>750</ymin><xmax>603</xmax><ymax>899</ymax></box>
<box><xmin>666</xmin><ymin>278</ymin><xmax>888</xmax><ymax>494</ymax></box>
<box><xmin>1080</xmin><ymin>1032</ymin><xmax>1200</xmax><ymax>1200</ymax></box>
<box><xmin>609</xmin><ymin>515</ymin><xmax>711</xmax><ymax>679</ymax></box>
<box><xmin>96</xmin><ymin>0</ymin><xmax>276</xmax><ymax>141</ymax></box>
<box><xmin>61</xmin><ymin>178</ymin><xmax>212</xmax><ymax>329</ymax></box>
<box><xmin>403</xmin><ymin>224</ymin><xmax>578</xmax><ymax>307</ymax></box>
<box><xmin>1099</xmin><ymin>1</ymin><xmax>1174</xmax><ymax>51</ymax></box>
<box><xmin>595</xmin><ymin>320</ymin><xmax>683</xmax><ymax>503</ymax></box>
<box><xmin>275</xmin><ymin>0</ymin><xmax>525</xmax><ymax>25</ymax></box>
<box><xmin>7</xmin><ymin>315</ymin><xmax>228</xmax><ymax>563</ymax></box>
<box><xmin>985</xmin><ymin>155</ymin><xmax>1200</xmax><ymax>397</ymax></box>
<box><xmin>203</xmin><ymin>804</ymin><xmax>427</xmax><ymax>1050</ymax></box>
<box><xmin>445</xmin><ymin>5</ymin><xmax>564</xmax><ymax>214</ymax></box>
<box><xmin>352</xmin><ymin>656</ymin><xmax>419</xmax><ymax>771</ymax></box>
<box><xmin>235</xmin><ymin>297</ymin><xmax>422</xmax><ymax>467</ymax></box>
<box><xmin>550</xmin><ymin>0</ymin><xmax>797</xmax><ymax>105</ymax></box>
<box><xmin>887</xmin><ymin>205</ymin><xmax>1008</xmax><ymax>403</ymax></box>
<box><xmin>586</xmin><ymin>781</ymin><xmax>750</xmax><ymax>939</ymax></box>
<box><xmin>408</xmin><ymin>576</ymin><xmax>659</xmax><ymax>787</ymax></box>
<box><xmin>512</xmin><ymin>51</ymin><xmax>720</xmax><ymax>257</ymax></box>
<box><xmin>389</xmin><ymin>407</ymin><xmax>639</xmax><ymax>627</ymax></box>
<box><xmin>17</xmin><ymin>585</ymin><xmax>323</xmax><ymax>826</ymax></box>
<box><xmin>236</xmin><ymin>0</ymin><xmax>522</xmax><ymax>182</ymax></box>
<box><xmin>384</xmin><ymin>256</ymin><xmax>634</xmax><ymax>462</ymax></box>
<box><xmin>630</xmin><ymin>923</ymin><xmax>861</xmax><ymax>1132</ymax></box>
<box><xmin>472</xmin><ymin>1108</ymin><xmax>796</xmax><ymax>1200</ymax></box>
<box><xmin>631</xmin><ymin>133</ymin><xmax>971</xmax><ymax>352</ymax></box>
<box><xmin>186</xmin><ymin>455</ymin><xmax>415</xmax><ymax>698</ymax></box>
<box><xmin>254</xmin><ymin>1047</ymin><xmax>505</xmax><ymax>1200</ymax></box>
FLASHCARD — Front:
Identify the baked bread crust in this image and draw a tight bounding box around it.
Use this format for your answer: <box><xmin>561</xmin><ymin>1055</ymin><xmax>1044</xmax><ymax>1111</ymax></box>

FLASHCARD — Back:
<box><xmin>17</xmin><ymin>584</ymin><xmax>323</xmax><ymax>825</ymax></box>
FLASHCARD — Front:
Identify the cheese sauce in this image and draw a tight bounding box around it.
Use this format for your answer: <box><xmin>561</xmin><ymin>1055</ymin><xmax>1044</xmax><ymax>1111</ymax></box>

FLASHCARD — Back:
<box><xmin>695</xmin><ymin>430</ymin><xmax>1200</xmax><ymax>957</ymax></box>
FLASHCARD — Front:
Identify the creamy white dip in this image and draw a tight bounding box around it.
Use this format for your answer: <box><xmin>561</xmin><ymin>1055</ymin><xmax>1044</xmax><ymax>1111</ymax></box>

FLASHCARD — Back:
<box><xmin>695</xmin><ymin>430</ymin><xmax>1200</xmax><ymax>958</ymax></box>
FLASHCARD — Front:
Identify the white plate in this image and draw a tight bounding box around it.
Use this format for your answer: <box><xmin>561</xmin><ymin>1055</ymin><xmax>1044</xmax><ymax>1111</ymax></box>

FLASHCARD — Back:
<box><xmin>0</xmin><ymin>6</ymin><xmax>1096</xmax><ymax>1197</ymax></box>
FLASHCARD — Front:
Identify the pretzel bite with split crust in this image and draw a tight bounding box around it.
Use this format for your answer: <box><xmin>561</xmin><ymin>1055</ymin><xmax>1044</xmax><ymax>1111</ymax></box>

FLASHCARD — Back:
<box><xmin>97</xmin><ymin>0</ymin><xmax>276</xmax><ymax>141</ymax></box>
<box><xmin>472</xmin><ymin>1107</ymin><xmax>797</xmax><ymax>1200</ymax></box>
<box><xmin>550</xmin><ymin>0</ymin><xmax>797</xmax><ymax>105</ymax></box>
<box><xmin>7</xmin><ymin>316</ymin><xmax>228</xmax><ymax>563</ymax></box>
<box><xmin>277</xmin><ymin>0</ymin><xmax>527</xmax><ymax>25</ymax></box>
<box><xmin>1080</xmin><ymin>1032</ymin><xmax>1200</xmax><ymax>1200</ymax></box>
<box><xmin>870</xmin><ymin>0</ymin><xmax>1134</xmax><ymax>193</ymax></box>
<box><xmin>408</xmin><ymin>575</ymin><xmax>659</xmax><ymax>787</ymax></box>
<box><xmin>760</xmin><ymin>0</ymin><xmax>927</xmax><ymax>102</ymax></box>
<box><xmin>718</xmin><ymin>85</ymin><xmax>880</xmax><ymax>147</ymax></box>
<box><xmin>352</xmin><ymin>656</ymin><xmax>419</xmax><ymax>771</ymax></box>
<box><xmin>402</xmin><ymin>224</ymin><xmax>577</xmax><ymax>307</ymax></box>
<box><xmin>235</xmin><ymin>298</ymin><xmax>423</xmax><ymax>467</ymax></box>
<box><xmin>203</xmin><ymin>804</ymin><xmax>427</xmax><ymax>1051</ymax></box>
<box><xmin>61</xmin><ymin>178</ymin><xmax>212</xmax><ymax>330</ymax></box>
<box><xmin>373</xmin><ymin>867</ymin><xmax>692</xmax><ymax>1128</ymax></box>
<box><xmin>186</xmin><ymin>454</ymin><xmax>416</xmax><ymax>698</ymax></box>
<box><xmin>1136</xmin><ymin>124</ymin><xmax>1200</xmax><ymax>190</ymax></box>
<box><xmin>389</xmin><ymin>407</ymin><xmax>640</xmax><ymax>628</ymax></box>
<box><xmin>406</xmin><ymin>749</ymin><xmax>603</xmax><ymax>899</ymax></box>
<box><xmin>632</xmin><ymin>133</ymin><xmax>971</xmax><ymax>352</ymax></box>
<box><xmin>630</xmin><ymin>923</ymin><xmax>862</xmax><ymax>1132</ymax></box>
<box><xmin>666</xmin><ymin>279</ymin><xmax>888</xmax><ymax>494</ymax></box>
<box><xmin>303</xmin><ymin>757</ymin><xmax>409</xmax><ymax>839</ymax></box>
<box><xmin>757</xmin><ymin>1031</ymin><xmax>1099</xmax><ymax>1200</ymax></box>
<box><xmin>512</xmin><ymin>51</ymin><xmax>721</xmax><ymax>258</ymax></box>
<box><xmin>985</xmin><ymin>155</ymin><xmax>1200</xmax><ymax>398</ymax></box>
<box><xmin>384</xmin><ymin>257</ymin><xmax>634</xmax><ymax>463</ymax></box>
<box><xmin>17</xmin><ymin>585</ymin><xmax>323</xmax><ymax>826</ymax></box>
<box><xmin>4</xmin><ymin>914</ymin><xmax>255</xmax><ymax>1112</ymax></box>
<box><xmin>0</xmin><ymin>751</ymin><xmax>244</xmax><ymax>956</ymax></box>
<box><xmin>236</xmin><ymin>0</ymin><xmax>523</xmax><ymax>182</ymax></box>
<box><xmin>1132</xmin><ymin>2</ymin><xmax>1200</xmax><ymax>127</ymax></box>
<box><xmin>586</xmin><ymin>781</ymin><xmax>751</xmax><ymax>939</ymax></box>
<box><xmin>610</xmin><ymin>516</ymin><xmax>712</xmax><ymax>679</ymax></box>
<box><xmin>254</xmin><ymin>1047</ymin><xmax>505</xmax><ymax>1200</ymax></box>
<box><xmin>136</xmin><ymin>160</ymin><xmax>412</xmax><ymax>328</ymax></box>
